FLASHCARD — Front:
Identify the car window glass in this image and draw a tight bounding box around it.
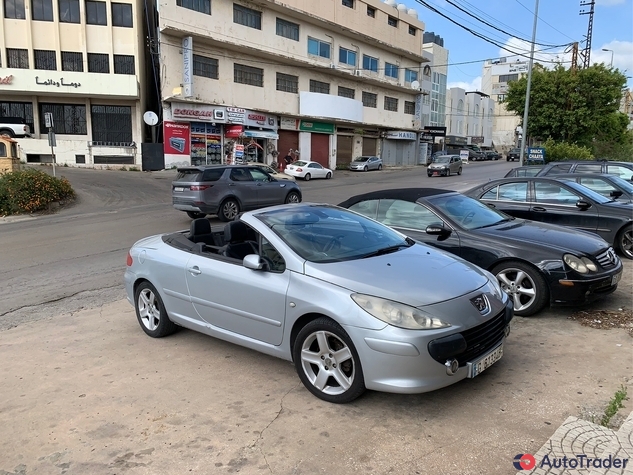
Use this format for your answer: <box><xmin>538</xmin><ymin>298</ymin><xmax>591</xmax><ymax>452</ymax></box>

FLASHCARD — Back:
<box><xmin>249</xmin><ymin>168</ymin><xmax>270</xmax><ymax>182</ymax></box>
<box><xmin>308</xmin><ymin>163</ymin><xmax>322</xmax><ymax>169</ymax></box>
<box><xmin>575</xmin><ymin>164</ymin><xmax>601</xmax><ymax>174</ymax></box>
<box><xmin>609</xmin><ymin>176</ymin><xmax>633</xmax><ymax>192</ymax></box>
<box><xmin>378</xmin><ymin>199</ymin><xmax>443</xmax><ymax>230</ymax></box>
<box><xmin>577</xmin><ymin>177</ymin><xmax>616</xmax><ymax>197</ymax></box>
<box><xmin>534</xmin><ymin>182</ymin><xmax>580</xmax><ymax>205</ymax></box>
<box><xmin>544</xmin><ymin>164</ymin><xmax>572</xmax><ymax>175</ymax></box>
<box><xmin>348</xmin><ymin>200</ymin><xmax>379</xmax><ymax>219</ymax></box>
<box><xmin>260</xmin><ymin>236</ymin><xmax>285</xmax><ymax>272</ymax></box>
<box><xmin>230</xmin><ymin>168</ymin><xmax>253</xmax><ymax>182</ymax></box>
<box><xmin>607</xmin><ymin>165</ymin><xmax>633</xmax><ymax>181</ymax></box>
<box><xmin>0</xmin><ymin>143</ymin><xmax>5</xmax><ymax>157</ymax></box>
<box><xmin>481</xmin><ymin>186</ymin><xmax>498</xmax><ymax>200</ymax></box>
<box><xmin>201</xmin><ymin>168</ymin><xmax>225</xmax><ymax>181</ymax></box>
<box><xmin>498</xmin><ymin>182</ymin><xmax>528</xmax><ymax>201</ymax></box>
<box><xmin>176</xmin><ymin>169</ymin><xmax>203</xmax><ymax>181</ymax></box>
<box><xmin>430</xmin><ymin>194</ymin><xmax>508</xmax><ymax>230</ymax></box>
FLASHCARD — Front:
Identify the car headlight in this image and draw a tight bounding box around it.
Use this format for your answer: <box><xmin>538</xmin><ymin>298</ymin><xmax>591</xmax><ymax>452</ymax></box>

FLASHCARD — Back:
<box><xmin>563</xmin><ymin>254</ymin><xmax>597</xmax><ymax>273</ymax></box>
<box><xmin>351</xmin><ymin>294</ymin><xmax>451</xmax><ymax>330</ymax></box>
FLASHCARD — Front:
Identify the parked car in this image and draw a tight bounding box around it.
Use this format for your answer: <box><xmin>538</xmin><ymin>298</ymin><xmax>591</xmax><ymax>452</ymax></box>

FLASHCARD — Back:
<box><xmin>467</xmin><ymin>146</ymin><xmax>486</xmax><ymax>161</ymax></box>
<box><xmin>465</xmin><ymin>177</ymin><xmax>633</xmax><ymax>259</ymax></box>
<box><xmin>427</xmin><ymin>155</ymin><xmax>463</xmax><ymax>177</ymax></box>
<box><xmin>506</xmin><ymin>148</ymin><xmax>521</xmax><ymax>161</ymax></box>
<box><xmin>484</xmin><ymin>151</ymin><xmax>501</xmax><ymax>161</ymax></box>
<box><xmin>247</xmin><ymin>162</ymin><xmax>296</xmax><ymax>181</ymax></box>
<box><xmin>285</xmin><ymin>160</ymin><xmax>333</xmax><ymax>181</ymax></box>
<box><xmin>125</xmin><ymin>203</ymin><xmax>512</xmax><ymax>403</ymax></box>
<box><xmin>172</xmin><ymin>165</ymin><xmax>302</xmax><ymax>221</ymax></box>
<box><xmin>535</xmin><ymin>160</ymin><xmax>633</xmax><ymax>181</ymax></box>
<box><xmin>505</xmin><ymin>166</ymin><xmax>545</xmax><ymax>178</ymax></box>
<box><xmin>349</xmin><ymin>156</ymin><xmax>383</xmax><ymax>171</ymax></box>
<box><xmin>0</xmin><ymin>117</ymin><xmax>31</xmax><ymax>138</ymax></box>
<box><xmin>552</xmin><ymin>173</ymin><xmax>633</xmax><ymax>202</ymax></box>
<box><xmin>339</xmin><ymin>189</ymin><xmax>622</xmax><ymax>316</ymax></box>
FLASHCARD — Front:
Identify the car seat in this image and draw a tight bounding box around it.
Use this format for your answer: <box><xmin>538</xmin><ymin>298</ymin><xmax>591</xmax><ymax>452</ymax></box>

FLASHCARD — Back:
<box><xmin>189</xmin><ymin>218</ymin><xmax>215</xmax><ymax>245</ymax></box>
<box><xmin>222</xmin><ymin>221</ymin><xmax>259</xmax><ymax>260</ymax></box>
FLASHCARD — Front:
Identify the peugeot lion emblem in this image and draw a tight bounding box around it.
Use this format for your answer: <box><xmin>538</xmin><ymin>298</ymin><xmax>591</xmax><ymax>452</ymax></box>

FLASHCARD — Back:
<box><xmin>470</xmin><ymin>295</ymin><xmax>490</xmax><ymax>314</ymax></box>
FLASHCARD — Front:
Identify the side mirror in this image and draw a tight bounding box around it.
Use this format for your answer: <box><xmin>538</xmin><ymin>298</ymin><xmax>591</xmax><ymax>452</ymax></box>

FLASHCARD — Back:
<box><xmin>243</xmin><ymin>254</ymin><xmax>266</xmax><ymax>270</ymax></box>
<box><xmin>576</xmin><ymin>200</ymin><xmax>592</xmax><ymax>210</ymax></box>
<box><xmin>426</xmin><ymin>223</ymin><xmax>451</xmax><ymax>236</ymax></box>
<box><xmin>610</xmin><ymin>190</ymin><xmax>623</xmax><ymax>198</ymax></box>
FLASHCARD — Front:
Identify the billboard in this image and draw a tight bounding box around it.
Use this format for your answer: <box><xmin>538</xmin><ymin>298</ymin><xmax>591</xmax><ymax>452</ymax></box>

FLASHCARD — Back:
<box><xmin>163</xmin><ymin>121</ymin><xmax>190</xmax><ymax>155</ymax></box>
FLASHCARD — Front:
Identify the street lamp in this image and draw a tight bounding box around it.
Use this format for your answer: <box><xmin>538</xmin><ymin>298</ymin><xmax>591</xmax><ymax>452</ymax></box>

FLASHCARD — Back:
<box><xmin>518</xmin><ymin>0</ymin><xmax>540</xmax><ymax>166</ymax></box>
<box><xmin>602</xmin><ymin>48</ymin><xmax>614</xmax><ymax>68</ymax></box>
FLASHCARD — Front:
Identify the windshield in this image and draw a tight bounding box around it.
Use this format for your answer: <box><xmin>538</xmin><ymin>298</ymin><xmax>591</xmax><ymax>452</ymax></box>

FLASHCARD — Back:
<box><xmin>257</xmin><ymin>205</ymin><xmax>411</xmax><ymax>263</ymax></box>
<box><xmin>354</xmin><ymin>157</ymin><xmax>370</xmax><ymax>162</ymax></box>
<box><xmin>609</xmin><ymin>176</ymin><xmax>633</xmax><ymax>193</ymax></box>
<box><xmin>435</xmin><ymin>156</ymin><xmax>451</xmax><ymax>163</ymax></box>
<box><xmin>428</xmin><ymin>194</ymin><xmax>512</xmax><ymax>230</ymax></box>
<box><xmin>562</xmin><ymin>180</ymin><xmax>613</xmax><ymax>204</ymax></box>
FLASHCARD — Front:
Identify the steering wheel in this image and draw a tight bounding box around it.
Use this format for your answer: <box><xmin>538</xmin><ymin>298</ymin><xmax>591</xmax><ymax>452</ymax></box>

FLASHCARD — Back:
<box><xmin>462</xmin><ymin>211</ymin><xmax>476</xmax><ymax>225</ymax></box>
<box><xmin>322</xmin><ymin>235</ymin><xmax>344</xmax><ymax>253</ymax></box>
<box><xmin>259</xmin><ymin>255</ymin><xmax>275</xmax><ymax>271</ymax></box>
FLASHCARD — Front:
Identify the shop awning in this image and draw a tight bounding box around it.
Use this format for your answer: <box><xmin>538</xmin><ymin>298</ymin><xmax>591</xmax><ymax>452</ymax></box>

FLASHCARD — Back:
<box><xmin>243</xmin><ymin>130</ymin><xmax>279</xmax><ymax>140</ymax></box>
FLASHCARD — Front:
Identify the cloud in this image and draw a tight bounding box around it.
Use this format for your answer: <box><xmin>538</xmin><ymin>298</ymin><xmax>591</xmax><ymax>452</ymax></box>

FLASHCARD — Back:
<box><xmin>447</xmin><ymin>77</ymin><xmax>482</xmax><ymax>91</ymax></box>
<box><xmin>593</xmin><ymin>41</ymin><xmax>633</xmax><ymax>73</ymax></box>
<box><xmin>497</xmin><ymin>38</ymin><xmax>570</xmax><ymax>69</ymax></box>
<box><xmin>595</xmin><ymin>0</ymin><xmax>625</xmax><ymax>5</ymax></box>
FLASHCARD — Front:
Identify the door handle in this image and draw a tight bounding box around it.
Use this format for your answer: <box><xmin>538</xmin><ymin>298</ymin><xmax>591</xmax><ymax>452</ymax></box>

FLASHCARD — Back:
<box><xmin>228</xmin><ymin>183</ymin><xmax>235</xmax><ymax>186</ymax></box>
<box><xmin>188</xmin><ymin>266</ymin><xmax>201</xmax><ymax>275</ymax></box>
<box><xmin>532</xmin><ymin>206</ymin><xmax>547</xmax><ymax>212</ymax></box>
<box><xmin>486</xmin><ymin>203</ymin><xmax>496</xmax><ymax>208</ymax></box>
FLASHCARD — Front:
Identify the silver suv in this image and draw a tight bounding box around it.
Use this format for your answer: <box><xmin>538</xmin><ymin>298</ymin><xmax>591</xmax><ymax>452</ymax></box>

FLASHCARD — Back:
<box><xmin>172</xmin><ymin>165</ymin><xmax>302</xmax><ymax>221</ymax></box>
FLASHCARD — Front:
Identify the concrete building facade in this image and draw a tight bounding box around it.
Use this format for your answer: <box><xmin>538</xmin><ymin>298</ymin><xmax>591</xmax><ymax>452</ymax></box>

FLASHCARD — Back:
<box><xmin>157</xmin><ymin>0</ymin><xmax>430</xmax><ymax>169</ymax></box>
<box><xmin>445</xmin><ymin>87</ymin><xmax>494</xmax><ymax>149</ymax></box>
<box><xmin>0</xmin><ymin>0</ymin><xmax>147</xmax><ymax>165</ymax></box>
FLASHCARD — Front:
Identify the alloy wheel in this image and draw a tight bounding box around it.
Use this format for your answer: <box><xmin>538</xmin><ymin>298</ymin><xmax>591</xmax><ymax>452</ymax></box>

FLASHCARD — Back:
<box><xmin>138</xmin><ymin>288</ymin><xmax>161</xmax><ymax>331</ymax></box>
<box><xmin>300</xmin><ymin>330</ymin><xmax>355</xmax><ymax>397</ymax></box>
<box><xmin>496</xmin><ymin>268</ymin><xmax>537</xmax><ymax>313</ymax></box>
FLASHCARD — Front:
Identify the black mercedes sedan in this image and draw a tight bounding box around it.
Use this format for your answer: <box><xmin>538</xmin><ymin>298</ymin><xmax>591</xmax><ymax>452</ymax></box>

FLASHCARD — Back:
<box><xmin>339</xmin><ymin>188</ymin><xmax>623</xmax><ymax>317</ymax></box>
<box><xmin>465</xmin><ymin>177</ymin><xmax>633</xmax><ymax>260</ymax></box>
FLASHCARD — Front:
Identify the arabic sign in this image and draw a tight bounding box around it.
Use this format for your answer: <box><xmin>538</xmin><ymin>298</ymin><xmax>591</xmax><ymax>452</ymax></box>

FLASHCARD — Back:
<box><xmin>35</xmin><ymin>76</ymin><xmax>81</xmax><ymax>88</ymax></box>
<box><xmin>280</xmin><ymin>117</ymin><xmax>299</xmax><ymax>130</ymax></box>
<box><xmin>299</xmin><ymin>120</ymin><xmax>334</xmax><ymax>134</ymax></box>
<box><xmin>226</xmin><ymin>107</ymin><xmax>245</xmax><ymax>124</ymax></box>
<box><xmin>182</xmin><ymin>36</ymin><xmax>193</xmax><ymax>98</ymax></box>
<box><xmin>0</xmin><ymin>75</ymin><xmax>13</xmax><ymax>85</ymax></box>
<box><xmin>163</xmin><ymin>121</ymin><xmax>190</xmax><ymax>155</ymax></box>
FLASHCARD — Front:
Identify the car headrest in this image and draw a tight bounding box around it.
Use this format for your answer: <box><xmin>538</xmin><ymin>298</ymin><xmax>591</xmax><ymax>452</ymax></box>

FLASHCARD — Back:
<box><xmin>190</xmin><ymin>218</ymin><xmax>211</xmax><ymax>236</ymax></box>
<box><xmin>224</xmin><ymin>220</ymin><xmax>256</xmax><ymax>242</ymax></box>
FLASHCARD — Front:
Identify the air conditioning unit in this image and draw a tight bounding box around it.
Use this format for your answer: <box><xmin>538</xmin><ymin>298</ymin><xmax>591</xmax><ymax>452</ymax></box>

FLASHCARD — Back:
<box><xmin>329</xmin><ymin>63</ymin><xmax>337</xmax><ymax>69</ymax></box>
<box><xmin>213</xmin><ymin>109</ymin><xmax>225</xmax><ymax>120</ymax></box>
<box><xmin>354</xmin><ymin>69</ymin><xmax>362</xmax><ymax>77</ymax></box>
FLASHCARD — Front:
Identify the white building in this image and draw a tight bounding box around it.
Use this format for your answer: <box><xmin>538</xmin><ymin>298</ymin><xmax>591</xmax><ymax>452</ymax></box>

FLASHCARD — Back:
<box><xmin>0</xmin><ymin>0</ymin><xmax>148</xmax><ymax>165</ymax></box>
<box><xmin>157</xmin><ymin>0</ymin><xmax>430</xmax><ymax>169</ymax></box>
<box><xmin>445</xmin><ymin>87</ymin><xmax>494</xmax><ymax>149</ymax></box>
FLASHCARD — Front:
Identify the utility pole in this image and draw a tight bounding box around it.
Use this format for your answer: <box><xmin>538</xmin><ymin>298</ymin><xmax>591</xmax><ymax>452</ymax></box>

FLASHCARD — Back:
<box><xmin>45</xmin><ymin>112</ymin><xmax>56</xmax><ymax>177</ymax></box>
<box><xmin>519</xmin><ymin>0</ymin><xmax>540</xmax><ymax>166</ymax></box>
<box><xmin>579</xmin><ymin>0</ymin><xmax>595</xmax><ymax>69</ymax></box>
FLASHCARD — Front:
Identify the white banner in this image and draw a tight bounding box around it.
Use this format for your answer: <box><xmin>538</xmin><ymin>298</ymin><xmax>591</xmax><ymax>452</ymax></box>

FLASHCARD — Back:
<box><xmin>182</xmin><ymin>37</ymin><xmax>193</xmax><ymax>98</ymax></box>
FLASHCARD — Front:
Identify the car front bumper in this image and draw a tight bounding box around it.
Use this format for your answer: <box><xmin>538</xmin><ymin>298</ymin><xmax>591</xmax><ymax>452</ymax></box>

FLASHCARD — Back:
<box><xmin>549</xmin><ymin>262</ymin><xmax>623</xmax><ymax>306</ymax></box>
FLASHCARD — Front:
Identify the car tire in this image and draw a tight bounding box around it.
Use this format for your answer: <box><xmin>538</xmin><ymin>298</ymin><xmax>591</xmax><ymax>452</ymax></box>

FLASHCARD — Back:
<box><xmin>304</xmin><ymin>173</ymin><xmax>311</xmax><ymax>181</ymax></box>
<box><xmin>616</xmin><ymin>225</ymin><xmax>633</xmax><ymax>259</ymax></box>
<box><xmin>378</xmin><ymin>164</ymin><xmax>382</xmax><ymax>171</ymax></box>
<box><xmin>293</xmin><ymin>317</ymin><xmax>366</xmax><ymax>404</ymax></box>
<box><xmin>285</xmin><ymin>191</ymin><xmax>301</xmax><ymax>204</ymax></box>
<box><xmin>186</xmin><ymin>211</ymin><xmax>207</xmax><ymax>219</ymax></box>
<box><xmin>363</xmin><ymin>165</ymin><xmax>368</xmax><ymax>172</ymax></box>
<box><xmin>218</xmin><ymin>198</ymin><xmax>240</xmax><ymax>222</ymax></box>
<box><xmin>457</xmin><ymin>167</ymin><xmax>462</xmax><ymax>175</ymax></box>
<box><xmin>506</xmin><ymin>158</ymin><xmax>510</xmax><ymax>161</ymax></box>
<box><xmin>491</xmin><ymin>261</ymin><xmax>548</xmax><ymax>317</ymax></box>
<box><xmin>326</xmin><ymin>172</ymin><xmax>332</xmax><ymax>179</ymax></box>
<box><xmin>134</xmin><ymin>281</ymin><xmax>178</xmax><ymax>338</ymax></box>
<box><xmin>0</xmin><ymin>128</ymin><xmax>15</xmax><ymax>138</ymax></box>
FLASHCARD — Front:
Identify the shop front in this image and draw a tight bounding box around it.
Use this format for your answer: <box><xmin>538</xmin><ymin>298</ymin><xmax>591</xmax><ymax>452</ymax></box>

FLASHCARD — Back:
<box><xmin>381</xmin><ymin>130</ymin><xmax>417</xmax><ymax>166</ymax></box>
<box><xmin>299</xmin><ymin>120</ymin><xmax>334</xmax><ymax>168</ymax></box>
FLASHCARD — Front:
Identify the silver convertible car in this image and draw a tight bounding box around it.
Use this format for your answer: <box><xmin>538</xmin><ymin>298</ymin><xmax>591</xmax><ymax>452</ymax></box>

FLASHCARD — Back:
<box><xmin>124</xmin><ymin>204</ymin><xmax>513</xmax><ymax>403</ymax></box>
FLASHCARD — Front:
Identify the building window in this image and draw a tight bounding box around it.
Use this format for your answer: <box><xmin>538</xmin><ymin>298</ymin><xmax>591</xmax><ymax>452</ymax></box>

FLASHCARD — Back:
<box><xmin>404</xmin><ymin>101</ymin><xmax>415</xmax><ymax>115</ymax></box>
<box><xmin>233</xmin><ymin>4</ymin><xmax>261</xmax><ymax>29</ymax></box>
<box><xmin>113</xmin><ymin>55</ymin><xmax>135</xmax><ymax>74</ymax></box>
<box><xmin>338</xmin><ymin>86</ymin><xmax>355</xmax><ymax>99</ymax></box>
<box><xmin>384</xmin><ymin>96</ymin><xmax>398</xmax><ymax>112</ymax></box>
<box><xmin>362</xmin><ymin>91</ymin><xmax>377</xmax><ymax>108</ymax></box>
<box><xmin>276</xmin><ymin>72</ymin><xmax>298</xmax><ymax>93</ymax></box>
<box><xmin>342</xmin><ymin>0</ymin><xmax>353</xmax><ymax>7</ymax></box>
<box><xmin>387</xmin><ymin>15</ymin><xmax>397</xmax><ymax>27</ymax></box>
<box><xmin>405</xmin><ymin>69</ymin><xmax>418</xmax><ymax>83</ymax></box>
<box><xmin>234</xmin><ymin>63</ymin><xmax>263</xmax><ymax>87</ymax></box>
<box><xmin>6</xmin><ymin>48</ymin><xmax>28</xmax><ymax>68</ymax></box>
<box><xmin>339</xmin><ymin>47</ymin><xmax>356</xmax><ymax>66</ymax></box>
<box><xmin>91</xmin><ymin>105</ymin><xmax>132</xmax><ymax>143</ymax></box>
<box><xmin>497</xmin><ymin>94</ymin><xmax>505</xmax><ymax>102</ymax></box>
<box><xmin>408</xmin><ymin>25</ymin><xmax>416</xmax><ymax>35</ymax></box>
<box><xmin>193</xmin><ymin>54</ymin><xmax>218</xmax><ymax>79</ymax></box>
<box><xmin>366</xmin><ymin>5</ymin><xmax>375</xmax><ymax>17</ymax></box>
<box><xmin>307</xmin><ymin>37</ymin><xmax>331</xmax><ymax>59</ymax></box>
<box><xmin>39</xmin><ymin>103</ymin><xmax>87</xmax><ymax>135</ymax></box>
<box><xmin>86</xmin><ymin>0</ymin><xmax>107</xmax><ymax>24</ymax></box>
<box><xmin>309</xmin><ymin>80</ymin><xmax>330</xmax><ymax>94</ymax></box>
<box><xmin>0</xmin><ymin>101</ymin><xmax>34</xmax><ymax>133</ymax></box>
<box><xmin>35</xmin><ymin>50</ymin><xmax>57</xmax><ymax>70</ymax></box>
<box><xmin>59</xmin><ymin>0</ymin><xmax>79</xmax><ymax>22</ymax></box>
<box><xmin>32</xmin><ymin>0</ymin><xmax>53</xmax><ymax>20</ymax></box>
<box><xmin>112</xmin><ymin>2</ymin><xmax>132</xmax><ymax>27</ymax></box>
<box><xmin>362</xmin><ymin>54</ymin><xmax>378</xmax><ymax>72</ymax></box>
<box><xmin>276</xmin><ymin>18</ymin><xmax>299</xmax><ymax>41</ymax></box>
<box><xmin>75</xmin><ymin>154</ymin><xmax>86</xmax><ymax>163</ymax></box>
<box><xmin>498</xmin><ymin>74</ymin><xmax>519</xmax><ymax>83</ymax></box>
<box><xmin>176</xmin><ymin>0</ymin><xmax>209</xmax><ymax>14</ymax></box>
<box><xmin>385</xmin><ymin>62</ymin><xmax>398</xmax><ymax>79</ymax></box>
<box><xmin>62</xmin><ymin>51</ymin><xmax>83</xmax><ymax>71</ymax></box>
<box><xmin>4</xmin><ymin>0</ymin><xmax>26</xmax><ymax>19</ymax></box>
<box><xmin>88</xmin><ymin>53</ymin><xmax>109</xmax><ymax>73</ymax></box>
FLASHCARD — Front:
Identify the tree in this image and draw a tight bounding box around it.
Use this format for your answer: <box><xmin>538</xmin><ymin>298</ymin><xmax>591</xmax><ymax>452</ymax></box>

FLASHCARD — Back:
<box><xmin>503</xmin><ymin>64</ymin><xmax>629</xmax><ymax>149</ymax></box>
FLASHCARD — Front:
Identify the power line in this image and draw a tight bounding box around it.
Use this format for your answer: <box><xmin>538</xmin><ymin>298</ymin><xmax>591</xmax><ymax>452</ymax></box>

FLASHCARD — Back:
<box><xmin>513</xmin><ymin>0</ymin><xmax>578</xmax><ymax>42</ymax></box>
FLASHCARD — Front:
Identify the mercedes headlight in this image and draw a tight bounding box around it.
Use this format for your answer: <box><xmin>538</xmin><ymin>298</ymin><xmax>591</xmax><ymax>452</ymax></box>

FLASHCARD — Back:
<box><xmin>563</xmin><ymin>254</ymin><xmax>597</xmax><ymax>274</ymax></box>
<box><xmin>351</xmin><ymin>294</ymin><xmax>450</xmax><ymax>330</ymax></box>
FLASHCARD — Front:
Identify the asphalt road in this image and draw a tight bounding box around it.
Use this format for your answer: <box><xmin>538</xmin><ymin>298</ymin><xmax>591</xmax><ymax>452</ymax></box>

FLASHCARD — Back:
<box><xmin>0</xmin><ymin>160</ymin><xmax>519</xmax><ymax>330</ymax></box>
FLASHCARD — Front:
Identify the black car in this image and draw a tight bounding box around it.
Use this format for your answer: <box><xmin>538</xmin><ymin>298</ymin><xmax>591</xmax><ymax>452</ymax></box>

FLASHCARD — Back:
<box><xmin>505</xmin><ymin>166</ymin><xmax>544</xmax><ymax>178</ymax></box>
<box><xmin>506</xmin><ymin>148</ymin><xmax>521</xmax><ymax>161</ymax></box>
<box><xmin>465</xmin><ymin>177</ymin><xmax>633</xmax><ymax>259</ymax></box>
<box><xmin>553</xmin><ymin>174</ymin><xmax>633</xmax><ymax>202</ymax></box>
<box><xmin>536</xmin><ymin>160</ymin><xmax>633</xmax><ymax>181</ymax></box>
<box><xmin>485</xmin><ymin>151</ymin><xmax>501</xmax><ymax>161</ymax></box>
<box><xmin>339</xmin><ymin>188</ymin><xmax>623</xmax><ymax>317</ymax></box>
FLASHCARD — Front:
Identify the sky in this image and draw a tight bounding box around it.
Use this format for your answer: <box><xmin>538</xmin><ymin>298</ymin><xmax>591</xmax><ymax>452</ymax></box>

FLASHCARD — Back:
<box><xmin>399</xmin><ymin>0</ymin><xmax>633</xmax><ymax>91</ymax></box>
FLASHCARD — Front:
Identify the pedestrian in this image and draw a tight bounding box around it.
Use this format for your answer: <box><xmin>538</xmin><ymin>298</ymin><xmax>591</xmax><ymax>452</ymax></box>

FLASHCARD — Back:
<box><xmin>282</xmin><ymin>149</ymin><xmax>293</xmax><ymax>171</ymax></box>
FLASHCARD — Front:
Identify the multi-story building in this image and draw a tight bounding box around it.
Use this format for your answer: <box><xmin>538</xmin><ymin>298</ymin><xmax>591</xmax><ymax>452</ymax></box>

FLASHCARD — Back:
<box><xmin>481</xmin><ymin>57</ymin><xmax>529</xmax><ymax>152</ymax></box>
<box><xmin>444</xmin><ymin>87</ymin><xmax>494</xmax><ymax>149</ymax></box>
<box><xmin>0</xmin><ymin>0</ymin><xmax>148</xmax><ymax>165</ymax></box>
<box><xmin>158</xmin><ymin>0</ymin><xmax>430</xmax><ymax>169</ymax></box>
<box><xmin>422</xmin><ymin>32</ymin><xmax>446</xmax><ymax>128</ymax></box>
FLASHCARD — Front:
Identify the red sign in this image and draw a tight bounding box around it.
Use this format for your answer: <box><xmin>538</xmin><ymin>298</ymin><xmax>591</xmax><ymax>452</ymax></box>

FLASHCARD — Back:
<box><xmin>224</xmin><ymin>125</ymin><xmax>243</xmax><ymax>138</ymax></box>
<box><xmin>0</xmin><ymin>75</ymin><xmax>13</xmax><ymax>85</ymax></box>
<box><xmin>163</xmin><ymin>121</ymin><xmax>190</xmax><ymax>155</ymax></box>
<box><xmin>248</xmin><ymin>114</ymin><xmax>266</xmax><ymax>121</ymax></box>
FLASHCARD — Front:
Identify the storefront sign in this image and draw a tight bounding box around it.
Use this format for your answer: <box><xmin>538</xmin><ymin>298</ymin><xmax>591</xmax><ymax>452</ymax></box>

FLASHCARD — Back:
<box><xmin>299</xmin><ymin>120</ymin><xmax>334</xmax><ymax>134</ymax></box>
<box><xmin>243</xmin><ymin>129</ymin><xmax>279</xmax><ymax>140</ymax></box>
<box><xmin>446</xmin><ymin>135</ymin><xmax>468</xmax><ymax>146</ymax></box>
<box><xmin>280</xmin><ymin>117</ymin><xmax>300</xmax><ymax>130</ymax></box>
<box><xmin>235</xmin><ymin>144</ymin><xmax>244</xmax><ymax>158</ymax></box>
<box><xmin>421</xmin><ymin>126</ymin><xmax>446</xmax><ymax>137</ymax></box>
<box><xmin>470</xmin><ymin>136</ymin><xmax>484</xmax><ymax>144</ymax></box>
<box><xmin>0</xmin><ymin>75</ymin><xmax>13</xmax><ymax>85</ymax></box>
<box><xmin>163</xmin><ymin>121</ymin><xmax>190</xmax><ymax>155</ymax></box>
<box><xmin>385</xmin><ymin>131</ymin><xmax>417</xmax><ymax>140</ymax></box>
<box><xmin>172</xmin><ymin>104</ymin><xmax>226</xmax><ymax>122</ymax></box>
<box><xmin>245</xmin><ymin>113</ymin><xmax>276</xmax><ymax>128</ymax></box>
<box><xmin>182</xmin><ymin>37</ymin><xmax>193</xmax><ymax>98</ymax></box>
<box><xmin>226</xmin><ymin>107</ymin><xmax>245</xmax><ymax>124</ymax></box>
<box><xmin>225</xmin><ymin>125</ymin><xmax>243</xmax><ymax>138</ymax></box>
<box><xmin>35</xmin><ymin>76</ymin><xmax>81</xmax><ymax>88</ymax></box>
<box><xmin>527</xmin><ymin>147</ymin><xmax>546</xmax><ymax>162</ymax></box>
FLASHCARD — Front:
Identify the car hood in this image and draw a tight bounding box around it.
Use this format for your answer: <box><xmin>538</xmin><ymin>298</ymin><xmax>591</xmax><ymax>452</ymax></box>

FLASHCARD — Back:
<box><xmin>477</xmin><ymin>219</ymin><xmax>609</xmax><ymax>254</ymax></box>
<box><xmin>601</xmin><ymin>200</ymin><xmax>633</xmax><ymax>213</ymax></box>
<box><xmin>428</xmin><ymin>162</ymin><xmax>449</xmax><ymax>168</ymax></box>
<box><xmin>303</xmin><ymin>244</ymin><xmax>489</xmax><ymax>307</ymax></box>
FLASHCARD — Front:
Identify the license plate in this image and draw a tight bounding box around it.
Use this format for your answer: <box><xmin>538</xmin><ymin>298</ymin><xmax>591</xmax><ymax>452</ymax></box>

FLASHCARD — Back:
<box><xmin>433</xmin><ymin>172</ymin><xmax>439</xmax><ymax>176</ymax></box>
<box><xmin>612</xmin><ymin>272</ymin><xmax>622</xmax><ymax>286</ymax></box>
<box><xmin>467</xmin><ymin>343</ymin><xmax>503</xmax><ymax>378</ymax></box>
<box><xmin>174</xmin><ymin>186</ymin><xmax>184</xmax><ymax>192</ymax></box>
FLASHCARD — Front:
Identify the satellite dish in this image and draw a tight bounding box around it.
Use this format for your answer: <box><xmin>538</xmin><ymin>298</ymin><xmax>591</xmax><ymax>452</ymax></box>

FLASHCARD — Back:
<box><xmin>143</xmin><ymin>111</ymin><xmax>159</xmax><ymax>126</ymax></box>
<box><xmin>410</xmin><ymin>80</ymin><xmax>420</xmax><ymax>90</ymax></box>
